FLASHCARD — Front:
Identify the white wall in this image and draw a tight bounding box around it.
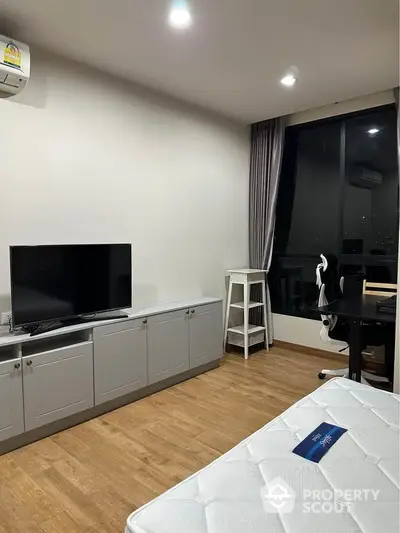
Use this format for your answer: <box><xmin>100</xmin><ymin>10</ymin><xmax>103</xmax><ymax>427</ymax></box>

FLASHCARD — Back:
<box><xmin>287</xmin><ymin>90</ymin><xmax>395</xmax><ymax>126</ymax></box>
<box><xmin>273</xmin><ymin>313</ymin><xmax>348</xmax><ymax>355</ymax></box>
<box><xmin>0</xmin><ymin>49</ymin><xmax>250</xmax><ymax>313</ymax></box>
<box><xmin>395</xmin><ymin>248</ymin><xmax>400</xmax><ymax>393</ymax></box>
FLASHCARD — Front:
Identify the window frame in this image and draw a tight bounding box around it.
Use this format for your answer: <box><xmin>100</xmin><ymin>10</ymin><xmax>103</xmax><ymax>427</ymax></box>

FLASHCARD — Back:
<box><xmin>271</xmin><ymin>103</ymin><xmax>399</xmax><ymax>320</ymax></box>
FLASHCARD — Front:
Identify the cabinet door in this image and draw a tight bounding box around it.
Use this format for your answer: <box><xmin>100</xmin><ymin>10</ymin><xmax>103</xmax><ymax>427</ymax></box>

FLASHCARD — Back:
<box><xmin>147</xmin><ymin>309</ymin><xmax>189</xmax><ymax>385</ymax></box>
<box><xmin>189</xmin><ymin>302</ymin><xmax>223</xmax><ymax>368</ymax></box>
<box><xmin>0</xmin><ymin>358</ymin><xmax>24</xmax><ymax>442</ymax></box>
<box><xmin>93</xmin><ymin>319</ymin><xmax>147</xmax><ymax>405</ymax></box>
<box><xmin>23</xmin><ymin>342</ymin><xmax>94</xmax><ymax>432</ymax></box>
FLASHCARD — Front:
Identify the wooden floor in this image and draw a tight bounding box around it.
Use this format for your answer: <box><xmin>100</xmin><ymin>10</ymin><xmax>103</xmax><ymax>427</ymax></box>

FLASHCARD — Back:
<box><xmin>0</xmin><ymin>346</ymin><xmax>346</xmax><ymax>533</ymax></box>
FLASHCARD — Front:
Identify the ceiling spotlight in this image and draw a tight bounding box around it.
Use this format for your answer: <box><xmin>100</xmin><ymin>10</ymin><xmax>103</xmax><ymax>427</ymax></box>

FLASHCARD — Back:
<box><xmin>280</xmin><ymin>67</ymin><xmax>299</xmax><ymax>88</ymax></box>
<box><xmin>169</xmin><ymin>1</ymin><xmax>192</xmax><ymax>29</ymax></box>
<box><xmin>280</xmin><ymin>74</ymin><xmax>297</xmax><ymax>87</ymax></box>
<box><xmin>368</xmin><ymin>128</ymin><xmax>380</xmax><ymax>136</ymax></box>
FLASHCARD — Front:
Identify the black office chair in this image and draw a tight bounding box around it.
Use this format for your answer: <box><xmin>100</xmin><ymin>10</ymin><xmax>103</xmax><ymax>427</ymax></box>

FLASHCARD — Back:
<box><xmin>316</xmin><ymin>254</ymin><xmax>389</xmax><ymax>385</ymax></box>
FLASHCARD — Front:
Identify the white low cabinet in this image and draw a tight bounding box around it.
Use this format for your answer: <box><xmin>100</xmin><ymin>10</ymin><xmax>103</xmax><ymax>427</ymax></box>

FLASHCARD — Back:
<box><xmin>0</xmin><ymin>297</ymin><xmax>223</xmax><ymax>451</ymax></box>
<box><xmin>147</xmin><ymin>309</ymin><xmax>190</xmax><ymax>385</ymax></box>
<box><xmin>23</xmin><ymin>342</ymin><xmax>94</xmax><ymax>432</ymax></box>
<box><xmin>94</xmin><ymin>319</ymin><xmax>147</xmax><ymax>405</ymax></box>
<box><xmin>189</xmin><ymin>302</ymin><xmax>223</xmax><ymax>369</ymax></box>
<box><xmin>147</xmin><ymin>302</ymin><xmax>223</xmax><ymax>385</ymax></box>
<box><xmin>0</xmin><ymin>358</ymin><xmax>24</xmax><ymax>442</ymax></box>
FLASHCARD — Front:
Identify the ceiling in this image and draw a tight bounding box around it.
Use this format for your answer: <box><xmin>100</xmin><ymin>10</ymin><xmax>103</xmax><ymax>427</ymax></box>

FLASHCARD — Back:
<box><xmin>0</xmin><ymin>0</ymin><xmax>398</xmax><ymax>124</ymax></box>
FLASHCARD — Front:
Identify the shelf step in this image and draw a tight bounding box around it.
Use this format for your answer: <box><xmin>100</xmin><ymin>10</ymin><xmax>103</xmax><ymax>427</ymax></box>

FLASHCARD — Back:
<box><xmin>230</xmin><ymin>302</ymin><xmax>263</xmax><ymax>310</ymax></box>
<box><xmin>228</xmin><ymin>337</ymin><xmax>264</xmax><ymax>348</ymax></box>
<box><xmin>227</xmin><ymin>325</ymin><xmax>266</xmax><ymax>335</ymax></box>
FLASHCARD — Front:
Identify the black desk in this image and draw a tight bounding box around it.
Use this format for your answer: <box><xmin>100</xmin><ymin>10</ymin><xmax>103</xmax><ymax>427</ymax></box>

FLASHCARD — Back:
<box><xmin>318</xmin><ymin>294</ymin><xmax>396</xmax><ymax>382</ymax></box>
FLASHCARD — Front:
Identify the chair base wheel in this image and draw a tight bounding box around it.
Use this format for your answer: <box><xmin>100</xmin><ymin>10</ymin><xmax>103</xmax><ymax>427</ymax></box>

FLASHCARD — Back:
<box><xmin>318</xmin><ymin>372</ymin><xmax>326</xmax><ymax>380</ymax></box>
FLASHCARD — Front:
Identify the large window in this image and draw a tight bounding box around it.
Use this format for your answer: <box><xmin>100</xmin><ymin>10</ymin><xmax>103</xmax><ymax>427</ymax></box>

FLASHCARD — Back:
<box><xmin>270</xmin><ymin>105</ymin><xmax>399</xmax><ymax>319</ymax></box>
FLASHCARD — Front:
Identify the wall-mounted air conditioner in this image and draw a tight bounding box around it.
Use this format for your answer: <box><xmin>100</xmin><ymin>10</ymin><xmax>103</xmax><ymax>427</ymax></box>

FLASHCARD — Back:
<box><xmin>0</xmin><ymin>35</ymin><xmax>30</xmax><ymax>94</ymax></box>
<box><xmin>349</xmin><ymin>166</ymin><xmax>382</xmax><ymax>188</ymax></box>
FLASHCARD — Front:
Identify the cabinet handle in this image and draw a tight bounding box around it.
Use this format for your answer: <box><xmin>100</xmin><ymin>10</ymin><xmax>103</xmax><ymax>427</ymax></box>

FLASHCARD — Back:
<box><xmin>142</xmin><ymin>319</ymin><xmax>148</xmax><ymax>325</ymax></box>
<box><xmin>14</xmin><ymin>362</ymin><xmax>21</xmax><ymax>369</ymax></box>
<box><xmin>26</xmin><ymin>360</ymin><xmax>33</xmax><ymax>367</ymax></box>
<box><xmin>191</xmin><ymin>309</ymin><xmax>195</xmax><ymax>314</ymax></box>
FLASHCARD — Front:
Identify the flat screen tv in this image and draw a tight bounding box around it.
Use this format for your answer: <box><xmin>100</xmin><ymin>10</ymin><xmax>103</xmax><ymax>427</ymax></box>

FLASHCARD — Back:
<box><xmin>10</xmin><ymin>244</ymin><xmax>132</xmax><ymax>327</ymax></box>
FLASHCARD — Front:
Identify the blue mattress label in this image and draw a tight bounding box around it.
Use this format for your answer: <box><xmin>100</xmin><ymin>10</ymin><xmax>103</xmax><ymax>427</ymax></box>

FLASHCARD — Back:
<box><xmin>293</xmin><ymin>422</ymin><xmax>347</xmax><ymax>463</ymax></box>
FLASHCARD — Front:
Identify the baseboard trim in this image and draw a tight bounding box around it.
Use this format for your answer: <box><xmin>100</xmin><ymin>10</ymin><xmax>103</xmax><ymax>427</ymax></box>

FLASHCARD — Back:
<box><xmin>0</xmin><ymin>359</ymin><xmax>220</xmax><ymax>456</ymax></box>
<box><xmin>273</xmin><ymin>340</ymin><xmax>348</xmax><ymax>363</ymax></box>
<box><xmin>273</xmin><ymin>340</ymin><xmax>390</xmax><ymax>385</ymax></box>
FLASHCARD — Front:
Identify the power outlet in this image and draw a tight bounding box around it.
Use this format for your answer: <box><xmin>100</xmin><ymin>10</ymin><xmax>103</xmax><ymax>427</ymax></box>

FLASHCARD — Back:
<box><xmin>0</xmin><ymin>311</ymin><xmax>12</xmax><ymax>326</ymax></box>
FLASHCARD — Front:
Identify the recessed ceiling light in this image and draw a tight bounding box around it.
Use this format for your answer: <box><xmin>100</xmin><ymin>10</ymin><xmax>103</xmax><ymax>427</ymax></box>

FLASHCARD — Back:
<box><xmin>368</xmin><ymin>128</ymin><xmax>380</xmax><ymax>135</ymax></box>
<box><xmin>169</xmin><ymin>1</ymin><xmax>192</xmax><ymax>29</ymax></box>
<box><xmin>280</xmin><ymin>74</ymin><xmax>297</xmax><ymax>87</ymax></box>
<box><xmin>279</xmin><ymin>66</ymin><xmax>299</xmax><ymax>88</ymax></box>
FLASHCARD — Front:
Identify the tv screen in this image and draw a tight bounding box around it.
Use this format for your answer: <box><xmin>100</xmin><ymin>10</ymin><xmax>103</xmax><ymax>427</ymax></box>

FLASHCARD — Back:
<box><xmin>10</xmin><ymin>244</ymin><xmax>132</xmax><ymax>327</ymax></box>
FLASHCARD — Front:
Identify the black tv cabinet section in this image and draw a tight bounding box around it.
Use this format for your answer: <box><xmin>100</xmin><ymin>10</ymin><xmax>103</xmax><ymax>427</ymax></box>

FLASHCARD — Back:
<box><xmin>26</xmin><ymin>314</ymin><xmax>130</xmax><ymax>337</ymax></box>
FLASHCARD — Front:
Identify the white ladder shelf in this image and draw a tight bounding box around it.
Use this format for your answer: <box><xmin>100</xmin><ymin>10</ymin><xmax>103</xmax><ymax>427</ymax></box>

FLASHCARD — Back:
<box><xmin>224</xmin><ymin>269</ymin><xmax>268</xmax><ymax>359</ymax></box>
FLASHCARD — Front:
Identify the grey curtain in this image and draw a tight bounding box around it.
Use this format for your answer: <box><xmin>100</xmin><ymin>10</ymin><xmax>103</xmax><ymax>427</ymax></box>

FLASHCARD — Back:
<box><xmin>249</xmin><ymin>117</ymin><xmax>286</xmax><ymax>344</ymax></box>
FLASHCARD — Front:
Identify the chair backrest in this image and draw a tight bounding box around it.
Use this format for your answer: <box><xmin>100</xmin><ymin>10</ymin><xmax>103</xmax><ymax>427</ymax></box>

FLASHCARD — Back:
<box><xmin>316</xmin><ymin>255</ymin><xmax>348</xmax><ymax>347</ymax></box>
<box><xmin>362</xmin><ymin>280</ymin><xmax>397</xmax><ymax>297</ymax></box>
<box><xmin>318</xmin><ymin>254</ymin><xmax>343</xmax><ymax>304</ymax></box>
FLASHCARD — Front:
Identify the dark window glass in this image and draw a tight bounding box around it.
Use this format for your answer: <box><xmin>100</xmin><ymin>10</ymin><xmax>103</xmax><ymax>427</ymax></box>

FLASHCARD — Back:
<box><xmin>342</xmin><ymin>106</ymin><xmax>398</xmax><ymax>255</ymax></box>
<box><xmin>279</xmin><ymin>121</ymin><xmax>341</xmax><ymax>256</ymax></box>
<box><xmin>270</xmin><ymin>104</ymin><xmax>399</xmax><ymax>319</ymax></box>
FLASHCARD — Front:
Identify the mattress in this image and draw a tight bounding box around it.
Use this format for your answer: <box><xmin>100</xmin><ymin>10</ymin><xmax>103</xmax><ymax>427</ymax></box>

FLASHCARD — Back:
<box><xmin>126</xmin><ymin>377</ymin><xmax>400</xmax><ymax>533</ymax></box>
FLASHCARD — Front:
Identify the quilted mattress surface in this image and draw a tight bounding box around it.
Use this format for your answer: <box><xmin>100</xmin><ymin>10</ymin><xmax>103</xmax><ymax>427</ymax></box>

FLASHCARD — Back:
<box><xmin>126</xmin><ymin>378</ymin><xmax>400</xmax><ymax>533</ymax></box>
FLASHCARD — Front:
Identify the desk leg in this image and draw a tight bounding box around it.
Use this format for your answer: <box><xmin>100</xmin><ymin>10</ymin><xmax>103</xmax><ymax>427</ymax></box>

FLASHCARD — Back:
<box><xmin>349</xmin><ymin>319</ymin><xmax>362</xmax><ymax>382</ymax></box>
<box><xmin>384</xmin><ymin>324</ymin><xmax>395</xmax><ymax>382</ymax></box>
